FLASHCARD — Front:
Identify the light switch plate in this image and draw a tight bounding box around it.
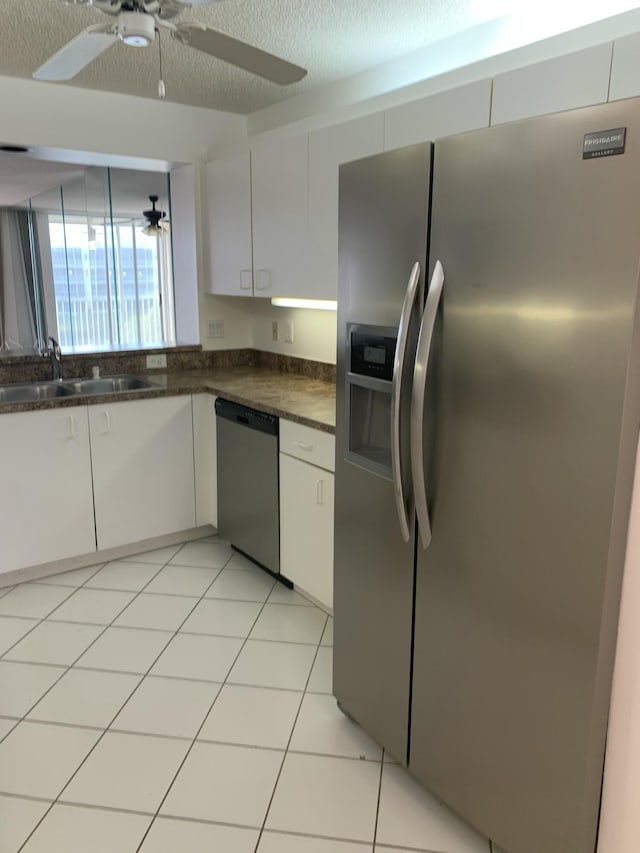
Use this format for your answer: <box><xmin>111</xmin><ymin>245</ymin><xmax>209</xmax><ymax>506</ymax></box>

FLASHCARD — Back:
<box><xmin>284</xmin><ymin>321</ymin><xmax>294</xmax><ymax>344</ymax></box>
<box><xmin>207</xmin><ymin>321</ymin><xmax>225</xmax><ymax>339</ymax></box>
<box><xmin>146</xmin><ymin>354</ymin><xmax>167</xmax><ymax>369</ymax></box>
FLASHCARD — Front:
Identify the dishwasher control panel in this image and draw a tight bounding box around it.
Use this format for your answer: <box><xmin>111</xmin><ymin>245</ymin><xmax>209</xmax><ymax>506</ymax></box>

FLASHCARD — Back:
<box><xmin>215</xmin><ymin>398</ymin><xmax>279</xmax><ymax>436</ymax></box>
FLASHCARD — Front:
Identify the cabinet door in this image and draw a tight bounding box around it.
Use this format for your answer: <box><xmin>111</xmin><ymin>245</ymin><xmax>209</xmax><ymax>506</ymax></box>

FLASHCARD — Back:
<box><xmin>251</xmin><ymin>134</ymin><xmax>308</xmax><ymax>298</ymax></box>
<box><xmin>89</xmin><ymin>396</ymin><xmax>196</xmax><ymax>551</ymax></box>
<box><xmin>280</xmin><ymin>453</ymin><xmax>334</xmax><ymax>610</ymax></box>
<box><xmin>384</xmin><ymin>80</ymin><xmax>491</xmax><ymax>150</ymax></box>
<box><xmin>491</xmin><ymin>43</ymin><xmax>612</xmax><ymax>125</ymax></box>
<box><xmin>205</xmin><ymin>150</ymin><xmax>253</xmax><ymax>296</ymax></box>
<box><xmin>192</xmin><ymin>393</ymin><xmax>217</xmax><ymax>529</ymax></box>
<box><xmin>609</xmin><ymin>33</ymin><xmax>640</xmax><ymax>102</ymax></box>
<box><xmin>307</xmin><ymin>114</ymin><xmax>385</xmax><ymax>300</ymax></box>
<box><xmin>0</xmin><ymin>407</ymin><xmax>95</xmax><ymax>575</ymax></box>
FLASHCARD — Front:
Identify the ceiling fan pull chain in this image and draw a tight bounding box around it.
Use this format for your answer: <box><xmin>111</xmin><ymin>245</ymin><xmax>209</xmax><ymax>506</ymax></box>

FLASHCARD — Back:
<box><xmin>157</xmin><ymin>28</ymin><xmax>166</xmax><ymax>98</ymax></box>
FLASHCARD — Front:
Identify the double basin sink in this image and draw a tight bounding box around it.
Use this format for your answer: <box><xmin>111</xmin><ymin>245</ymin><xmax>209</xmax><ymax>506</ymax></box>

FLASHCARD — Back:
<box><xmin>0</xmin><ymin>375</ymin><xmax>159</xmax><ymax>405</ymax></box>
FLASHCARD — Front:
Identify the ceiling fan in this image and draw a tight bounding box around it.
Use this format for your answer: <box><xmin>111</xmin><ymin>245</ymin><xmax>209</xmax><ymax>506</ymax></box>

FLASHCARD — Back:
<box><xmin>142</xmin><ymin>194</ymin><xmax>168</xmax><ymax>235</ymax></box>
<box><xmin>33</xmin><ymin>0</ymin><xmax>307</xmax><ymax>86</ymax></box>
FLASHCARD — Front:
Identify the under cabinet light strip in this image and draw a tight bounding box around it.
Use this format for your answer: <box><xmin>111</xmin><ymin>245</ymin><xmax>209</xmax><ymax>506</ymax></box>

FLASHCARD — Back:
<box><xmin>271</xmin><ymin>297</ymin><xmax>337</xmax><ymax>311</ymax></box>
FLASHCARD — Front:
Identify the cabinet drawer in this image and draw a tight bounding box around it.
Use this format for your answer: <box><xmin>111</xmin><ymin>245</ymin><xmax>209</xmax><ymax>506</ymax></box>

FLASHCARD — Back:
<box><xmin>280</xmin><ymin>420</ymin><xmax>335</xmax><ymax>471</ymax></box>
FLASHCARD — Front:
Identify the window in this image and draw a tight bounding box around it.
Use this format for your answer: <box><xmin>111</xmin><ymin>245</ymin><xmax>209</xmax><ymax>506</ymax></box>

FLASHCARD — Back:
<box><xmin>48</xmin><ymin>214</ymin><xmax>175</xmax><ymax>353</ymax></box>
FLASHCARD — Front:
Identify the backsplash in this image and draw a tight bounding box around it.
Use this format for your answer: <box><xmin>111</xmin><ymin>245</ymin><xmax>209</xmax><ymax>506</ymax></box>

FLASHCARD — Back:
<box><xmin>0</xmin><ymin>347</ymin><xmax>335</xmax><ymax>385</ymax></box>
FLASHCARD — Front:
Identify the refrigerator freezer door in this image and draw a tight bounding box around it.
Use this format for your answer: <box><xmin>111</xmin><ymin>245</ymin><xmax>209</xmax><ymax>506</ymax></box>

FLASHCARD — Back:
<box><xmin>334</xmin><ymin>144</ymin><xmax>431</xmax><ymax>763</ymax></box>
<box><xmin>410</xmin><ymin>102</ymin><xmax>640</xmax><ymax>853</ymax></box>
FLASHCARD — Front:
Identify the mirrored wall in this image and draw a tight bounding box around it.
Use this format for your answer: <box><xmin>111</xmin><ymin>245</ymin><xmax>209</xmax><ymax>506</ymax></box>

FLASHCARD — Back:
<box><xmin>0</xmin><ymin>158</ymin><xmax>175</xmax><ymax>354</ymax></box>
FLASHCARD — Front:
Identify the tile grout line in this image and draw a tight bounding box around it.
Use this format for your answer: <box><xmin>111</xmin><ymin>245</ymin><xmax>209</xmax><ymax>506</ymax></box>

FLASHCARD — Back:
<box><xmin>3</xmin><ymin>541</ymin><xmax>341</xmax><ymax>853</ymax></box>
<box><xmin>12</xmin><ymin>543</ymin><xmax>206</xmax><ymax>851</ymax></box>
<box><xmin>2</xmin><ymin>548</ymin><xmax>177</xmax><ymax>695</ymax></box>
<box><xmin>372</xmin><ymin>749</ymin><xmax>385</xmax><ymax>852</ymax></box>
<box><xmin>0</xmin><ymin>552</ymin><xmax>161</xmax><ymax>669</ymax></box>
<box><xmin>3</xmin><ymin>710</ymin><xmax>378</xmax><ymax>761</ymax></box>
<box><xmin>0</xmin><ymin>580</ymin><xmax>89</xmax><ymax>667</ymax></box>
<box><xmin>0</xmin><ymin>564</ymin><xmax>125</xmax><ymax>743</ymax></box>
<box><xmin>131</xmin><ymin>562</ymin><xmax>287</xmax><ymax>853</ymax></box>
<box><xmin>252</xmin><ymin>609</ymin><xmax>329</xmax><ymax>853</ymax></box>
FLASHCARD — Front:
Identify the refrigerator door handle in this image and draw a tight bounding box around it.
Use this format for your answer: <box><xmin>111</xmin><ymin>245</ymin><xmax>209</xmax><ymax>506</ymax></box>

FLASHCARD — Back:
<box><xmin>391</xmin><ymin>261</ymin><xmax>421</xmax><ymax>542</ymax></box>
<box><xmin>411</xmin><ymin>259</ymin><xmax>444</xmax><ymax>550</ymax></box>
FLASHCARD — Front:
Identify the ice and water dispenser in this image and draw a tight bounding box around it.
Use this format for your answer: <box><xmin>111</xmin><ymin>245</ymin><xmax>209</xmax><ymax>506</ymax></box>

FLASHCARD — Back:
<box><xmin>345</xmin><ymin>324</ymin><xmax>397</xmax><ymax>480</ymax></box>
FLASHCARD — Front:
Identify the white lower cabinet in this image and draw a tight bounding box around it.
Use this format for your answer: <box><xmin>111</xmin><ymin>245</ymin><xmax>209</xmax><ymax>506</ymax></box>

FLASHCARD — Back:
<box><xmin>0</xmin><ymin>406</ymin><xmax>95</xmax><ymax>575</ymax></box>
<box><xmin>279</xmin><ymin>420</ymin><xmax>335</xmax><ymax>610</ymax></box>
<box><xmin>89</xmin><ymin>395</ymin><xmax>196</xmax><ymax>551</ymax></box>
<box><xmin>192</xmin><ymin>393</ymin><xmax>217</xmax><ymax>528</ymax></box>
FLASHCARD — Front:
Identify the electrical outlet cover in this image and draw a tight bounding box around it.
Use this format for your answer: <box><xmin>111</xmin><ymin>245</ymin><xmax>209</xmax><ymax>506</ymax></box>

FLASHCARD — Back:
<box><xmin>146</xmin><ymin>354</ymin><xmax>167</xmax><ymax>369</ymax></box>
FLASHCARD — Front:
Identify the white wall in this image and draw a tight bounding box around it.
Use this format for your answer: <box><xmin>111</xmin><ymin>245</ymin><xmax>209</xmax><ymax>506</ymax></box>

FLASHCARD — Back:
<box><xmin>0</xmin><ymin>75</ymin><xmax>245</xmax><ymax>166</ymax></box>
<box><xmin>199</xmin><ymin>294</ymin><xmax>253</xmax><ymax>351</ymax></box>
<box><xmin>169</xmin><ymin>164</ymin><xmax>199</xmax><ymax>345</ymax></box>
<box><xmin>598</xmin><ymin>435</ymin><xmax>640</xmax><ymax>853</ymax></box>
<box><xmin>251</xmin><ymin>300</ymin><xmax>337</xmax><ymax>364</ymax></box>
<box><xmin>199</xmin><ymin>294</ymin><xmax>337</xmax><ymax>364</ymax></box>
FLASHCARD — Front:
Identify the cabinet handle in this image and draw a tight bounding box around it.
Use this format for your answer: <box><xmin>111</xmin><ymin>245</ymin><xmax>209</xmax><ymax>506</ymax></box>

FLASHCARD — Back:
<box><xmin>255</xmin><ymin>269</ymin><xmax>271</xmax><ymax>291</ymax></box>
<box><xmin>295</xmin><ymin>441</ymin><xmax>314</xmax><ymax>451</ymax></box>
<box><xmin>67</xmin><ymin>414</ymin><xmax>75</xmax><ymax>439</ymax></box>
<box><xmin>103</xmin><ymin>410</ymin><xmax>111</xmax><ymax>433</ymax></box>
<box><xmin>240</xmin><ymin>269</ymin><xmax>252</xmax><ymax>290</ymax></box>
<box><xmin>316</xmin><ymin>479</ymin><xmax>324</xmax><ymax>505</ymax></box>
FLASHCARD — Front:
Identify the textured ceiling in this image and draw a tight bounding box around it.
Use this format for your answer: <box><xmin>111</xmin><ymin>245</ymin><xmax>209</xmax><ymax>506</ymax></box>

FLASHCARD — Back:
<box><xmin>0</xmin><ymin>0</ymin><xmax>488</xmax><ymax>114</ymax></box>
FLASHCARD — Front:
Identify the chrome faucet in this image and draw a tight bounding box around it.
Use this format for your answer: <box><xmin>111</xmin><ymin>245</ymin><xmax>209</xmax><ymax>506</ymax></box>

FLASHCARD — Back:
<box><xmin>43</xmin><ymin>336</ymin><xmax>63</xmax><ymax>381</ymax></box>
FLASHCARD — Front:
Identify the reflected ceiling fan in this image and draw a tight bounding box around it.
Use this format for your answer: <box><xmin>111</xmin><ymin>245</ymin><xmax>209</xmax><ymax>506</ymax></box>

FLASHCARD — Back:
<box><xmin>142</xmin><ymin>195</ymin><xmax>168</xmax><ymax>235</ymax></box>
<box><xmin>34</xmin><ymin>0</ymin><xmax>307</xmax><ymax>86</ymax></box>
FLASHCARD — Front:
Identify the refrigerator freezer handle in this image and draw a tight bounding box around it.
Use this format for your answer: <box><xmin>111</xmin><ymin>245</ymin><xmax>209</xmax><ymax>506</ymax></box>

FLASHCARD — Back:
<box><xmin>391</xmin><ymin>261</ymin><xmax>421</xmax><ymax>542</ymax></box>
<box><xmin>411</xmin><ymin>260</ymin><xmax>444</xmax><ymax>550</ymax></box>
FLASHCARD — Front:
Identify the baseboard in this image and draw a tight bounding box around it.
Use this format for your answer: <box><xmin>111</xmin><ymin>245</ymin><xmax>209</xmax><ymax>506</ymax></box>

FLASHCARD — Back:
<box><xmin>0</xmin><ymin>526</ymin><xmax>217</xmax><ymax>588</ymax></box>
<box><xmin>292</xmin><ymin>585</ymin><xmax>333</xmax><ymax>615</ymax></box>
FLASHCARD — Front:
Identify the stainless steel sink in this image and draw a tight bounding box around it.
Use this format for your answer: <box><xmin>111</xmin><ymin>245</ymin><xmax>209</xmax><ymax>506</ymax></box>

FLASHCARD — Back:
<box><xmin>64</xmin><ymin>375</ymin><xmax>159</xmax><ymax>396</ymax></box>
<box><xmin>0</xmin><ymin>382</ymin><xmax>76</xmax><ymax>403</ymax></box>
<box><xmin>0</xmin><ymin>375</ymin><xmax>159</xmax><ymax>404</ymax></box>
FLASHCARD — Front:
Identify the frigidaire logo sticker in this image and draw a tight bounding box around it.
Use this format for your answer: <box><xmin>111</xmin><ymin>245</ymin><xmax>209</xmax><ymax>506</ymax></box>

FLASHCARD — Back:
<box><xmin>583</xmin><ymin>127</ymin><xmax>626</xmax><ymax>159</ymax></box>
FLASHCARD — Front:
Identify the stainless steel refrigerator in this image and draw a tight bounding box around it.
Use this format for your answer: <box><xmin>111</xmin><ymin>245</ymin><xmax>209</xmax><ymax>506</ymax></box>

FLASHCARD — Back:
<box><xmin>333</xmin><ymin>99</ymin><xmax>640</xmax><ymax>853</ymax></box>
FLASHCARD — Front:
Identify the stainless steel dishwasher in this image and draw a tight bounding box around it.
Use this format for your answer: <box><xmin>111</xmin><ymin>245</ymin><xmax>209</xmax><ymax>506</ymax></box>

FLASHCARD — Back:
<box><xmin>215</xmin><ymin>398</ymin><xmax>282</xmax><ymax>578</ymax></box>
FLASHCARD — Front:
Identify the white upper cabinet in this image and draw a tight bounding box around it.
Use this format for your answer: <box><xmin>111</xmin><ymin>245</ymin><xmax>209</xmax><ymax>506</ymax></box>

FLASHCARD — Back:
<box><xmin>384</xmin><ymin>80</ymin><xmax>492</xmax><ymax>150</ymax></box>
<box><xmin>0</xmin><ymin>407</ymin><xmax>95</xmax><ymax>575</ymax></box>
<box><xmin>491</xmin><ymin>43</ymin><xmax>613</xmax><ymax>126</ymax></box>
<box><xmin>251</xmin><ymin>134</ymin><xmax>308</xmax><ymax>298</ymax></box>
<box><xmin>307</xmin><ymin>114</ymin><xmax>384</xmax><ymax>300</ymax></box>
<box><xmin>609</xmin><ymin>33</ymin><xmax>640</xmax><ymax>102</ymax></box>
<box><xmin>205</xmin><ymin>150</ymin><xmax>253</xmax><ymax>297</ymax></box>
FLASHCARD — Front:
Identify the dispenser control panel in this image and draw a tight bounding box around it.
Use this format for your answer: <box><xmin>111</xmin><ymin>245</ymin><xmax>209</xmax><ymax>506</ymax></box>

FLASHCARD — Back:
<box><xmin>349</xmin><ymin>327</ymin><xmax>397</xmax><ymax>382</ymax></box>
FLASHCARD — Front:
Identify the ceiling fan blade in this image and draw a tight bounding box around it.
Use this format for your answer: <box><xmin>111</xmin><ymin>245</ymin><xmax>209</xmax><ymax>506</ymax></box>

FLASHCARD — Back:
<box><xmin>174</xmin><ymin>24</ymin><xmax>307</xmax><ymax>85</ymax></box>
<box><xmin>33</xmin><ymin>26</ymin><xmax>117</xmax><ymax>81</ymax></box>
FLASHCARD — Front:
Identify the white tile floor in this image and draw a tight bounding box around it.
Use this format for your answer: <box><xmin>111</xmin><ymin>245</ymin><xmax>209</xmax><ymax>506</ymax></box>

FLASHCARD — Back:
<box><xmin>0</xmin><ymin>535</ymin><xmax>493</xmax><ymax>853</ymax></box>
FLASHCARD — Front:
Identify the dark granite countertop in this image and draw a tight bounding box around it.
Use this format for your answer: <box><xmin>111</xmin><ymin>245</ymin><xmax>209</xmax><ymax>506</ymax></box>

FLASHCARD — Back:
<box><xmin>0</xmin><ymin>367</ymin><xmax>336</xmax><ymax>434</ymax></box>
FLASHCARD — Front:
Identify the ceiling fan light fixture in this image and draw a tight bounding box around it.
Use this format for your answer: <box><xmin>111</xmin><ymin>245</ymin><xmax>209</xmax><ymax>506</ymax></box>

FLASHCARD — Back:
<box><xmin>118</xmin><ymin>11</ymin><xmax>155</xmax><ymax>47</ymax></box>
<box><xmin>142</xmin><ymin>194</ymin><xmax>168</xmax><ymax>235</ymax></box>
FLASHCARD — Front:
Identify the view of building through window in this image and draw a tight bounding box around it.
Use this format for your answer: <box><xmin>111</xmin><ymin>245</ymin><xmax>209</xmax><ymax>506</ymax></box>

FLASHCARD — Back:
<box><xmin>49</xmin><ymin>215</ymin><xmax>175</xmax><ymax>353</ymax></box>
